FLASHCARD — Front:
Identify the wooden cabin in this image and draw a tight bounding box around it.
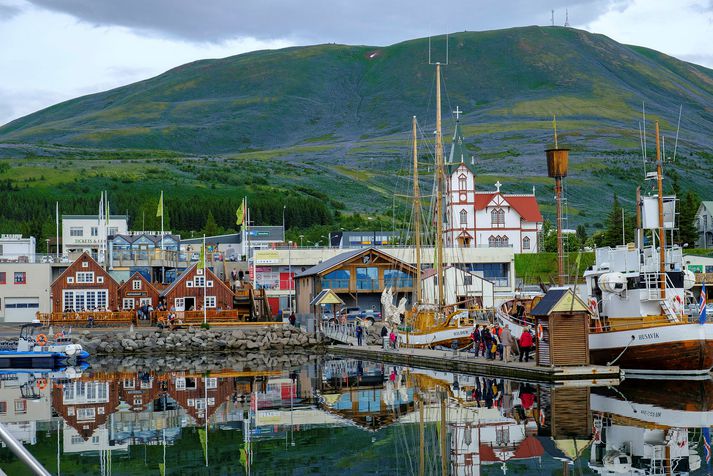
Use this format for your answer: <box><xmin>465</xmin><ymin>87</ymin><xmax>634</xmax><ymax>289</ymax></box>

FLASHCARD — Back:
<box><xmin>117</xmin><ymin>272</ymin><xmax>160</xmax><ymax>310</ymax></box>
<box><xmin>294</xmin><ymin>247</ymin><xmax>416</xmax><ymax>315</ymax></box>
<box><xmin>50</xmin><ymin>251</ymin><xmax>120</xmax><ymax>312</ymax></box>
<box><xmin>530</xmin><ymin>288</ymin><xmax>591</xmax><ymax>367</ymax></box>
<box><xmin>51</xmin><ymin>378</ymin><xmax>120</xmax><ymax>441</ymax></box>
<box><xmin>160</xmin><ymin>263</ymin><xmax>234</xmax><ymax>311</ymax></box>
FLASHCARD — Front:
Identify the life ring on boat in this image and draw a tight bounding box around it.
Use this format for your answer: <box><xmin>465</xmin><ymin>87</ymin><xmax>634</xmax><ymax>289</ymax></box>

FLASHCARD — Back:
<box><xmin>54</xmin><ymin>332</ymin><xmax>63</xmax><ymax>340</ymax></box>
<box><xmin>672</xmin><ymin>295</ymin><xmax>683</xmax><ymax>315</ymax></box>
<box><xmin>539</xmin><ymin>408</ymin><xmax>546</xmax><ymax>426</ymax></box>
<box><xmin>36</xmin><ymin>378</ymin><xmax>47</xmax><ymax>390</ymax></box>
<box><xmin>36</xmin><ymin>334</ymin><xmax>48</xmax><ymax>346</ymax></box>
<box><xmin>536</xmin><ymin>324</ymin><xmax>544</xmax><ymax>341</ymax></box>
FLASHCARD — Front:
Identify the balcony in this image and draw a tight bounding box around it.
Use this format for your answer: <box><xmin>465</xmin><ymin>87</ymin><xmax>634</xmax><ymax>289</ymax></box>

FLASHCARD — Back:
<box><xmin>320</xmin><ymin>278</ymin><xmax>413</xmax><ymax>292</ymax></box>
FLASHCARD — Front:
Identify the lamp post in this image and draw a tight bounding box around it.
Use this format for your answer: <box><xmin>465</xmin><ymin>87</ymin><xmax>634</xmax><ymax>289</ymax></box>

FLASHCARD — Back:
<box><xmin>367</xmin><ymin>217</ymin><xmax>376</xmax><ymax>245</ymax></box>
<box><xmin>299</xmin><ymin>235</ymin><xmax>304</xmax><ymax>247</ymax></box>
<box><xmin>282</xmin><ymin>205</ymin><xmax>286</xmax><ymax>241</ymax></box>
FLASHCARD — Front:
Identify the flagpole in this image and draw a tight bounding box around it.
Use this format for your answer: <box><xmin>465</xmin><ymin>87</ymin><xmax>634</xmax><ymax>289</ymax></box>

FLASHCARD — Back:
<box><xmin>160</xmin><ymin>191</ymin><xmax>165</xmax><ymax>284</ymax></box>
<box><xmin>203</xmin><ymin>234</ymin><xmax>207</xmax><ymax>325</ymax></box>
<box><xmin>205</xmin><ymin>374</ymin><xmax>209</xmax><ymax>467</ymax></box>
<box><xmin>55</xmin><ymin>201</ymin><xmax>60</xmax><ymax>259</ymax></box>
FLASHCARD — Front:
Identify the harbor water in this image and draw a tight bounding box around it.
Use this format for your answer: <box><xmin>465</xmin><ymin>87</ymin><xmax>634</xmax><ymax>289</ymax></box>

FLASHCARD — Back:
<box><xmin>0</xmin><ymin>354</ymin><xmax>711</xmax><ymax>475</ymax></box>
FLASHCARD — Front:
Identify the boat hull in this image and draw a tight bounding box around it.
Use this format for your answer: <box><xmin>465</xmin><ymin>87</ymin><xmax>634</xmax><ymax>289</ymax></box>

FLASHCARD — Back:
<box><xmin>589</xmin><ymin>324</ymin><xmax>713</xmax><ymax>375</ymax></box>
<box><xmin>398</xmin><ymin>326</ymin><xmax>473</xmax><ymax>348</ymax></box>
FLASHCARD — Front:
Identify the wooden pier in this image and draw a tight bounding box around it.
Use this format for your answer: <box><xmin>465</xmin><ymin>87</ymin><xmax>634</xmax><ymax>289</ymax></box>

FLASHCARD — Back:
<box><xmin>328</xmin><ymin>344</ymin><xmax>620</xmax><ymax>383</ymax></box>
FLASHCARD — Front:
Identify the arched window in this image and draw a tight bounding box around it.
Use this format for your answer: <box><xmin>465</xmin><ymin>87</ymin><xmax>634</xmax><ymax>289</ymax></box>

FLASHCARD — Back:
<box><xmin>491</xmin><ymin>208</ymin><xmax>505</xmax><ymax>227</ymax></box>
<box><xmin>459</xmin><ymin>209</ymin><xmax>468</xmax><ymax>226</ymax></box>
<box><xmin>501</xmin><ymin>236</ymin><xmax>509</xmax><ymax>247</ymax></box>
<box><xmin>458</xmin><ymin>174</ymin><xmax>467</xmax><ymax>191</ymax></box>
<box><xmin>522</xmin><ymin>236</ymin><xmax>531</xmax><ymax>250</ymax></box>
<box><xmin>488</xmin><ymin>236</ymin><xmax>497</xmax><ymax>248</ymax></box>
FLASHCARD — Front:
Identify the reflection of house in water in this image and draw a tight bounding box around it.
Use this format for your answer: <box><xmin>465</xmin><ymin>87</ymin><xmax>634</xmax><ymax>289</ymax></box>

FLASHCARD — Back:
<box><xmin>52</xmin><ymin>378</ymin><xmax>120</xmax><ymax>441</ymax></box>
<box><xmin>62</xmin><ymin>426</ymin><xmax>129</xmax><ymax>454</ymax></box>
<box><xmin>0</xmin><ymin>373</ymin><xmax>52</xmax><ymax>445</ymax></box>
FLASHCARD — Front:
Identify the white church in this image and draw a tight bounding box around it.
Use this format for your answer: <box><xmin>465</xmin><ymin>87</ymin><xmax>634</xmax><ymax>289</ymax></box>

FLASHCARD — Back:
<box><xmin>443</xmin><ymin>108</ymin><xmax>543</xmax><ymax>253</ymax></box>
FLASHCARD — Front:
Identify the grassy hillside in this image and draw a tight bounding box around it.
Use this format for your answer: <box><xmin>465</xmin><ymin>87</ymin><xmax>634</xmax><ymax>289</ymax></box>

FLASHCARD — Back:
<box><xmin>1</xmin><ymin>26</ymin><xmax>713</xmax><ymax>233</ymax></box>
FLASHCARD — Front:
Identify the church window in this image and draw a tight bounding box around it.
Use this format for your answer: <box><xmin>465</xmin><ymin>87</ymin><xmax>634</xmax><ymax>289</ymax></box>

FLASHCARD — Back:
<box><xmin>491</xmin><ymin>208</ymin><xmax>505</xmax><ymax>227</ymax></box>
<box><xmin>458</xmin><ymin>174</ymin><xmax>467</xmax><ymax>191</ymax></box>
<box><xmin>523</xmin><ymin>236</ymin><xmax>530</xmax><ymax>250</ymax></box>
<box><xmin>488</xmin><ymin>236</ymin><xmax>496</xmax><ymax>248</ymax></box>
<box><xmin>459</xmin><ymin>209</ymin><xmax>467</xmax><ymax>226</ymax></box>
<box><xmin>501</xmin><ymin>236</ymin><xmax>509</xmax><ymax>247</ymax></box>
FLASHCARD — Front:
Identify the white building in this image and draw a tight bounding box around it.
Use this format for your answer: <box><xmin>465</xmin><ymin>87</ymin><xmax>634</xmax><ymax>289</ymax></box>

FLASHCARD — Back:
<box><xmin>421</xmin><ymin>266</ymin><xmax>495</xmax><ymax>308</ymax></box>
<box><xmin>0</xmin><ymin>235</ymin><xmax>36</xmax><ymax>263</ymax></box>
<box><xmin>0</xmin><ymin>263</ymin><xmax>52</xmax><ymax>322</ymax></box>
<box><xmin>444</xmin><ymin>112</ymin><xmax>543</xmax><ymax>253</ymax></box>
<box><xmin>62</xmin><ymin>215</ymin><xmax>128</xmax><ymax>258</ymax></box>
<box><xmin>695</xmin><ymin>201</ymin><xmax>713</xmax><ymax>248</ymax></box>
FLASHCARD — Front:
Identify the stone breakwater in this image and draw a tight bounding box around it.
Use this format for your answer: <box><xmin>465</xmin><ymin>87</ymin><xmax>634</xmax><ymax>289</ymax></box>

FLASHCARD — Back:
<box><xmin>75</xmin><ymin>326</ymin><xmax>324</xmax><ymax>355</ymax></box>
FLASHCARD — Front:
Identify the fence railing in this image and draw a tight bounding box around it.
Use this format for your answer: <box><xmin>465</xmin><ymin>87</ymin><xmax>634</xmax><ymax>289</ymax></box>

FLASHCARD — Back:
<box><xmin>36</xmin><ymin>311</ymin><xmax>136</xmax><ymax>327</ymax></box>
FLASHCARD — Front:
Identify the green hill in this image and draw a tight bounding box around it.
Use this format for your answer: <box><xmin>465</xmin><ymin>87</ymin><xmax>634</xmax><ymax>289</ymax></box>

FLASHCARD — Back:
<box><xmin>1</xmin><ymin>25</ymin><xmax>713</xmax><ymax>236</ymax></box>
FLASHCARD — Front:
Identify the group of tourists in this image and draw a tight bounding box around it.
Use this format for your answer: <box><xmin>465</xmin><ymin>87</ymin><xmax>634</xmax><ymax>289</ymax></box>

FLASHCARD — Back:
<box><xmin>470</xmin><ymin>323</ymin><xmax>534</xmax><ymax>363</ymax></box>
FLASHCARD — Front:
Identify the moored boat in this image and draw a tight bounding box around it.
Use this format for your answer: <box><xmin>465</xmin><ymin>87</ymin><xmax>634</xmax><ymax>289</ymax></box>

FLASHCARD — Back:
<box><xmin>0</xmin><ymin>321</ymin><xmax>89</xmax><ymax>369</ymax></box>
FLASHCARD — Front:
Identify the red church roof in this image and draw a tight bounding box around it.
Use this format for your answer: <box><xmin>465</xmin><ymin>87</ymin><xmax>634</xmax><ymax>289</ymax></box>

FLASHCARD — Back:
<box><xmin>473</xmin><ymin>193</ymin><xmax>543</xmax><ymax>223</ymax></box>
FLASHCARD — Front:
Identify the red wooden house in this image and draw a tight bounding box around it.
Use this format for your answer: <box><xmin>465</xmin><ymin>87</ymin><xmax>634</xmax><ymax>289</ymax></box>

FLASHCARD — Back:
<box><xmin>160</xmin><ymin>264</ymin><xmax>234</xmax><ymax>311</ymax></box>
<box><xmin>50</xmin><ymin>252</ymin><xmax>120</xmax><ymax>312</ymax></box>
<box><xmin>51</xmin><ymin>378</ymin><xmax>120</xmax><ymax>440</ymax></box>
<box><xmin>117</xmin><ymin>272</ymin><xmax>160</xmax><ymax>311</ymax></box>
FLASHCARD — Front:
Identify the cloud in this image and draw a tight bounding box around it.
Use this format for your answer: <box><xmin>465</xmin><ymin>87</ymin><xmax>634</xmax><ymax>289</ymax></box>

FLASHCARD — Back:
<box><xmin>0</xmin><ymin>1</ymin><xmax>23</xmax><ymax>21</ymax></box>
<box><xmin>26</xmin><ymin>0</ymin><xmax>625</xmax><ymax>45</ymax></box>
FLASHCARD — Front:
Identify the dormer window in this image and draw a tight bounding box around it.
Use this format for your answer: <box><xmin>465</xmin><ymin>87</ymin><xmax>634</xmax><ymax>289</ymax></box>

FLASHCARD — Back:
<box><xmin>491</xmin><ymin>208</ymin><xmax>505</xmax><ymax>227</ymax></box>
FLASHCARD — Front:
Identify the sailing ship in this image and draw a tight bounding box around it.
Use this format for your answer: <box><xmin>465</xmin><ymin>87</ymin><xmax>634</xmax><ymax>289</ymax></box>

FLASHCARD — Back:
<box><xmin>395</xmin><ymin>60</ymin><xmax>479</xmax><ymax>348</ymax></box>
<box><xmin>497</xmin><ymin>122</ymin><xmax>713</xmax><ymax>375</ymax></box>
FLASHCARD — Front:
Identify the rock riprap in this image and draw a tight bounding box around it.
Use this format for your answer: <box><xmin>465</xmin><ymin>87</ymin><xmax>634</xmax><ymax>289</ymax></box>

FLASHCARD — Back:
<box><xmin>75</xmin><ymin>326</ymin><xmax>323</xmax><ymax>355</ymax></box>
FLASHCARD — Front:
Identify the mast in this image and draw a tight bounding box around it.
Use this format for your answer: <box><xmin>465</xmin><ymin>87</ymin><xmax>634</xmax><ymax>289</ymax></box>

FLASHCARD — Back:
<box><xmin>434</xmin><ymin>63</ymin><xmax>445</xmax><ymax>308</ymax></box>
<box><xmin>412</xmin><ymin>116</ymin><xmax>422</xmax><ymax>303</ymax></box>
<box><xmin>656</xmin><ymin>121</ymin><xmax>666</xmax><ymax>299</ymax></box>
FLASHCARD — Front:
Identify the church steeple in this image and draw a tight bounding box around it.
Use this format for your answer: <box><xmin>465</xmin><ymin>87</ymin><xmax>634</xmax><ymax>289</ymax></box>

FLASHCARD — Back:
<box><xmin>448</xmin><ymin>106</ymin><xmax>467</xmax><ymax>165</ymax></box>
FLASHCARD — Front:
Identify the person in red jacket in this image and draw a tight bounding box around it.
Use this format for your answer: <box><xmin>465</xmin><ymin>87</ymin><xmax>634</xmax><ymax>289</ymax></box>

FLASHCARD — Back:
<box><xmin>518</xmin><ymin>326</ymin><xmax>534</xmax><ymax>363</ymax></box>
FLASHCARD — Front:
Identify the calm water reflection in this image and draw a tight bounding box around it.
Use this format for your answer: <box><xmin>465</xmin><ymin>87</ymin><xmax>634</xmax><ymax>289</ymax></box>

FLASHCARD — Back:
<box><xmin>0</xmin><ymin>358</ymin><xmax>712</xmax><ymax>475</ymax></box>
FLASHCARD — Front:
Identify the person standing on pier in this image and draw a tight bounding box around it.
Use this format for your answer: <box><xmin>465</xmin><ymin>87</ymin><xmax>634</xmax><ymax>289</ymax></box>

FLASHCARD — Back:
<box><xmin>355</xmin><ymin>324</ymin><xmax>363</xmax><ymax>346</ymax></box>
<box><xmin>500</xmin><ymin>325</ymin><xmax>515</xmax><ymax>363</ymax></box>
<box><xmin>519</xmin><ymin>326</ymin><xmax>533</xmax><ymax>363</ymax></box>
<box><xmin>471</xmin><ymin>325</ymin><xmax>481</xmax><ymax>356</ymax></box>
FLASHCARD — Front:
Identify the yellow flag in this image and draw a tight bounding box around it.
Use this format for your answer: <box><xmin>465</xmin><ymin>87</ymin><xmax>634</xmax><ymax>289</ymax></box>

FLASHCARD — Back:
<box><xmin>236</xmin><ymin>200</ymin><xmax>244</xmax><ymax>226</ymax></box>
<box><xmin>158</xmin><ymin>463</ymin><xmax>165</xmax><ymax>476</ymax></box>
<box><xmin>198</xmin><ymin>428</ymin><xmax>208</xmax><ymax>463</ymax></box>
<box><xmin>197</xmin><ymin>245</ymin><xmax>205</xmax><ymax>269</ymax></box>
<box><xmin>156</xmin><ymin>191</ymin><xmax>164</xmax><ymax>218</ymax></box>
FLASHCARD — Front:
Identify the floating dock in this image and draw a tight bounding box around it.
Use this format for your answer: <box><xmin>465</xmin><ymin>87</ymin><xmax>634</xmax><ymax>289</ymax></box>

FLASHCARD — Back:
<box><xmin>328</xmin><ymin>344</ymin><xmax>620</xmax><ymax>383</ymax></box>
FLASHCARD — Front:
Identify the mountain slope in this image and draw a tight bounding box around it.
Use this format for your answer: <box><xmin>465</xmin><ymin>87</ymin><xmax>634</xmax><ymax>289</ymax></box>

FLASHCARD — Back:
<box><xmin>2</xmin><ymin>26</ymin><xmax>713</xmax><ymax>154</ymax></box>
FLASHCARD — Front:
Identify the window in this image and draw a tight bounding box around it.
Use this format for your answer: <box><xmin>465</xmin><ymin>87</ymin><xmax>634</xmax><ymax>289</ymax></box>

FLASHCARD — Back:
<box><xmin>206</xmin><ymin>280</ymin><xmax>214</xmax><ymax>288</ymax></box>
<box><xmin>0</xmin><ymin>272</ymin><xmax>5</xmax><ymax>284</ymax></box>
<box><xmin>66</xmin><ymin>277</ymin><xmax>74</xmax><ymax>284</ymax></box>
<box><xmin>0</xmin><ymin>402</ymin><xmax>6</xmax><ymax>414</ymax></box>
<box><xmin>204</xmin><ymin>296</ymin><xmax>216</xmax><ymax>308</ymax></box>
<box><xmin>70</xmin><ymin>227</ymin><xmax>83</xmax><ymax>237</ymax></box>
<box><xmin>71</xmin><ymin>435</ymin><xmax>83</xmax><ymax>445</ymax></box>
<box><xmin>205</xmin><ymin>378</ymin><xmax>217</xmax><ymax>389</ymax></box>
<box><xmin>0</xmin><ymin>245</ymin><xmax>3</xmax><ymax>255</ymax></box>
<box><xmin>132</xmin><ymin>280</ymin><xmax>141</xmax><ymax>290</ymax></box>
<box><xmin>174</xmin><ymin>298</ymin><xmax>185</xmax><ymax>311</ymax></box>
<box><xmin>82</xmin><ymin>261</ymin><xmax>88</xmax><ymax>268</ymax></box>
<box><xmin>123</xmin><ymin>379</ymin><xmax>135</xmax><ymax>389</ymax></box>
<box><xmin>464</xmin><ymin>275</ymin><xmax>473</xmax><ymax>286</ymax></box>
<box><xmin>63</xmin><ymin>290</ymin><xmax>108</xmax><ymax>311</ymax></box>
<box><xmin>489</xmin><ymin>235</ymin><xmax>496</xmax><ymax>248</ymax></box>
<box><xmin>501</xmin><ymin>236</ymin><xmax>509</xmax><ymax>247</ymax></box>
<box><xmin>175</xmin><ymin>378</ymin><xmax>186</xmax><ymax>390</ymax></box>
<box><xmin>90</xmin><ymin>227</ymin><xmax>98</xmax><ymax>237</ymax></box>
<box><xmin>459</xmin><ymin>209</ymin><xmax>468</xmax><ymax>226</ymax></box>
<box><xmin>186</xmin><ymin>281</ymin><xmax>193</xmax><ymax>288</ymax></box>
<box><xmin>523</xmin><ymin>236</ymin><xmax>531</xmax><ymax>250</ymax></box>
<box><xmin>76</xmin><ymin>408</ymin><xmax>96</xmax><ymax>421</ymax></box>
<box><xmin>491</xmin><ymin>208</ymin><xmax>505</xmax><ymax>227</ymax></box>
<box><xmin>14</xmin><ymin>272</ymin><xmax>26</xmax><ymax>284</ymax></box>
<box><xmin>97</xmin><ymin>276</ymin><xmax>104</xmax><ymax>284</ymax></box>
<box><xmin>139</xmin><ymin>298</ymin><xmax>152</xmax><ymax>307</ymax></box>
<box><xmin>133</xmin><ymin>398</ymin><xmax>143</xmax><ymax>406</ymax></box>
<box><xmin>92</xmin><ymin>435</ymin><xmax>100</xmax><ymax>443</ymax></box>
<box><xmin>458</xmin><ymin>174</ymin><xmax>467</xmax><ymax>190</ymax></box>
<box><xmin>194</xmin><ymin>276</ymin><xmax>205</xmax><ymax>287</ymax></box>
<box><xmin>108</xmin><ymin>227</ymin><xmax>118</xmax><ymax>236</ymax></box>
<box><xmin>76</xmin><ymin>272</ymin><xmax>94</xmax><ymax>283</ymax></box>
<box><xmin>14</xmin><ymin>399</ymin><xmax>26</xmax><ymax>414</ymax></box>
<box><xmin>122</xmin><ymin>298</ymin><xmax>135</xmax><ymax>310</ymax></box>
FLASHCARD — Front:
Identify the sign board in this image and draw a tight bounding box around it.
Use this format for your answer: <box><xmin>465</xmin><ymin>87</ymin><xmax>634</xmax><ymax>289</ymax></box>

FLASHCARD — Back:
<box><xmin>125</xmin><ymin>291</ymin><xmax>147</xmax><ymax>297</ymax></box>
<box><xmin>254</xmin><ymin>250</ymin><xmax>280</xmax><ymax>264</ymax></box>
<box><xmin>641</xmin><ymin>196</ymin><xmax>676</xmax><ymax>230</ymax></box>
<box><xmin>688</xmin><ymin>265</ymin><xmax>704</xmax><ymax>273</ymax></box>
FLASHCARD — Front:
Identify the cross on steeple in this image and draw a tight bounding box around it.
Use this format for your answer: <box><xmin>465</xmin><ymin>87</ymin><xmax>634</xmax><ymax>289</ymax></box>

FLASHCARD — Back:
<box><xmin>453</xmin><ymin>106</ymin><xmax>462</xmax><ymax>121</ymax></box>
<box><xmin>495</xmin><ymin>181</ymin><xmax>502</xmax><ymax>193</ymax></box>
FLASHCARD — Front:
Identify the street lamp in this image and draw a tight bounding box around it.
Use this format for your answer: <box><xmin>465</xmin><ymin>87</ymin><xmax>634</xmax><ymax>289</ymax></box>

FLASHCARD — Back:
<box><xmin>282</xmin><ymin>205</ymin><xmax>287</xmax><ymax>240</ymax></box>
<box><xmin>367</xmin><ymin>217</ymin><xmax>376</xmax><ymax>245</ymax></box>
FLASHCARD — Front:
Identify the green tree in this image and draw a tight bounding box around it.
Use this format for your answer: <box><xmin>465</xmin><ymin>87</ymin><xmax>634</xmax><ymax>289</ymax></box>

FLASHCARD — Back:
<box><xmin>203</xmin><ymin>211</ymin><xmax>221</xmax><ymax>236</ymax></box>
<box><xmin>575</xmin><ymin>224</ymin><xmax>587</xmax><ymax>245</ymax></box>
<box><xmin>678</xmin><ymin>190</ymin><xmax>701</xmax><ymax>246</ymax></box>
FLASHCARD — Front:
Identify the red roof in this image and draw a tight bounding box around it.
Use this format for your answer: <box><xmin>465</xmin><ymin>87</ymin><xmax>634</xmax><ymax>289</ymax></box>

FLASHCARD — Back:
<box><xmin>512</xmin><ymin>436</ymin><xmax>545</xmax><ymax>459</ymax></box>
<box><xmin>473</xmin><ymin>193</ymin><xmax>543</xmax><ymax>223</ymax></box>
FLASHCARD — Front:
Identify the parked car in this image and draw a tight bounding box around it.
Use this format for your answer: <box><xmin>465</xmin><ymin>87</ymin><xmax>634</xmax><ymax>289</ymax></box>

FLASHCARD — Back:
<box><xmin>40</xmin><ymin>255</ymin><xmax>54</xmax><ymax>263</ymax></box>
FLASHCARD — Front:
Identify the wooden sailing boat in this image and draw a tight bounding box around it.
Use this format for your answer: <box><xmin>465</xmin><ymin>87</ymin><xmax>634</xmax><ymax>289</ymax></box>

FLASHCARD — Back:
<box><xmin>398</xmin><ymin>62</ymin><xmax>476</xmax><ymax>348</ymax></box>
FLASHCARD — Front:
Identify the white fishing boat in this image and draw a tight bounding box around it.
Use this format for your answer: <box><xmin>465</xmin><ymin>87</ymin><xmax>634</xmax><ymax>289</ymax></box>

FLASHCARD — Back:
<box><xmin>0</xmin><ymin>321</ymin><xmax>89</xmax><ymax>368</ymax></box>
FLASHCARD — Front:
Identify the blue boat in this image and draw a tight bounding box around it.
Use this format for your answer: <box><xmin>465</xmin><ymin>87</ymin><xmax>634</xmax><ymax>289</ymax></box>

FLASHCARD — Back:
<box><xmin>0</xmin><ymin>322</ymin><xmax>89</xmax><ymax>369</ymax></box>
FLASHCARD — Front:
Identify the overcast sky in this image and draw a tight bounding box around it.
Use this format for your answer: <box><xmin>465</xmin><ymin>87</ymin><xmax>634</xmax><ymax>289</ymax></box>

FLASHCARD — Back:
<box><xmin>0</xmin><ymin>0</ymin><xmax>711</xmax><ymax>126</ymax></box>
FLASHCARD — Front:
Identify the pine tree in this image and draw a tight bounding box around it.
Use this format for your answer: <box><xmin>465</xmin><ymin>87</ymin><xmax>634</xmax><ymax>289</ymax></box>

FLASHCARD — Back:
<box><xmin>604</xmin><ymin>195</ymin><xmax>623</xmax><ymax>247</ymax></box>
<box><xmin>678</xmin><ymin>191</ymin><xmax>701</xmax><ymax>247</ymax></box>
<box><xmin>203</xmin><ymin>211</ymin><xmax>221</xmax><ymax>236</ymax></box>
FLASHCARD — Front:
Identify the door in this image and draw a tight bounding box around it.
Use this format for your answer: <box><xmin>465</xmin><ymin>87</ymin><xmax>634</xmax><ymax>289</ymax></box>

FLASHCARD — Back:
<box><xmin>4</xmin><ymin>297</ymin><xmax>40</xmax><ymax>322</ymax></box>
<box><xmin>184</xmin><ymin>297</ymin><xmax>195</xmax><ymax>311</ymax></box>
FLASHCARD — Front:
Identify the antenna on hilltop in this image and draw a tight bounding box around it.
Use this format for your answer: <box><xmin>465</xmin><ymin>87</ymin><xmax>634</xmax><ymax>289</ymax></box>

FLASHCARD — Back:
<box><xmin>428</xmin><ymin>34</ymin><xmax>449</xmax><ymax>65</ymax></box>
<box><xmin>551</xmin><ymin>10</ymin><xmax>555</xmax><ymax>27</ymax></box>
<box><xmin>564</xmin><ymin>9</ymin><xmax>570</xmax><ymax>27</ymax></box>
